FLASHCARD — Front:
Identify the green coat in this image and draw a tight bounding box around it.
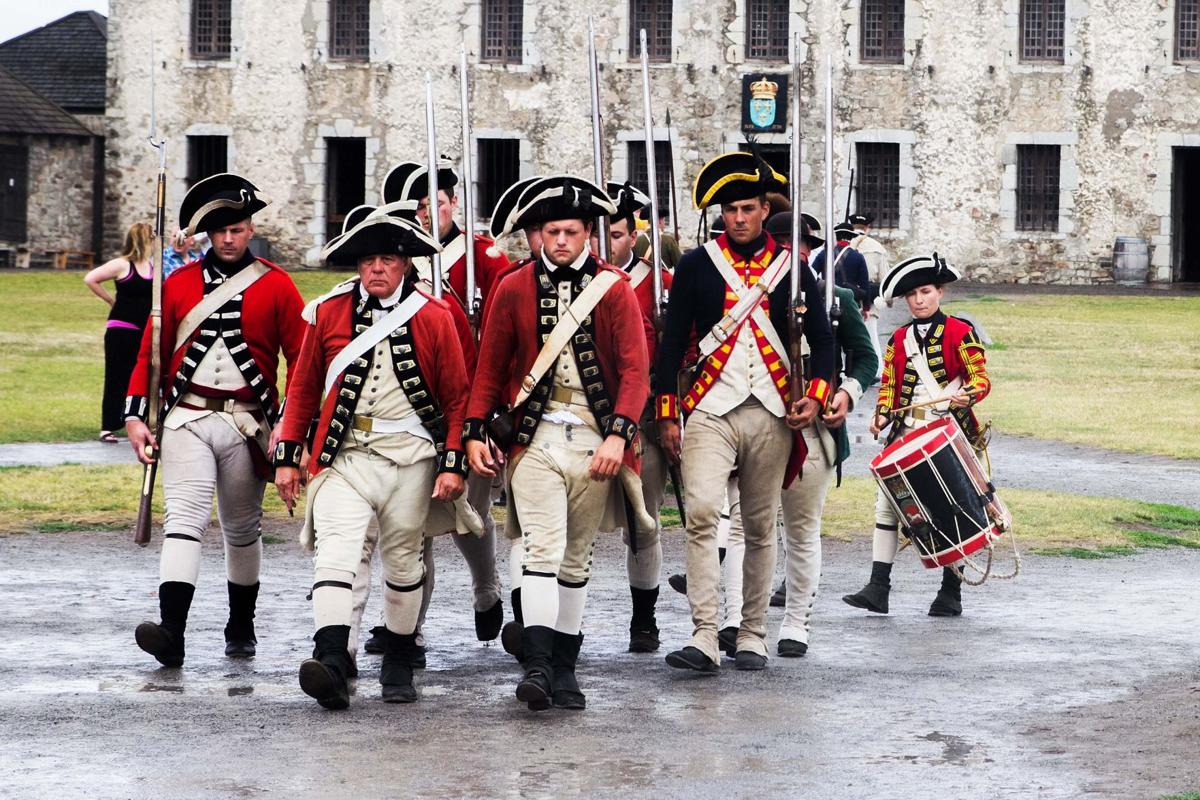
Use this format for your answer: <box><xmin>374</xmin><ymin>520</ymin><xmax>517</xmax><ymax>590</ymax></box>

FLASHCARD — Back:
<box><xmin>827</xmin><ymin>285</ymin><xmax>879</xmax><ymax>466</ymax></box>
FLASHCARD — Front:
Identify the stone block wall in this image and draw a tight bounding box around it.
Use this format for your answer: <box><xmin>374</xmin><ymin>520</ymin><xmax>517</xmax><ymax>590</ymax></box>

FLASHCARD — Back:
<box><xmin>0</xmin><ymin>134</ymin><xmax>96</xmax><ymax>258</ymax></box>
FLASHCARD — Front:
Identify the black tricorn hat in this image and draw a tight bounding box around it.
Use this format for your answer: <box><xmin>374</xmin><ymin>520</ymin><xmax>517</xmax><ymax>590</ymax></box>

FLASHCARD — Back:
<box><xmin>489</xmin><ymin>175</ymin><xmax>541</xmax><ymax>238</ymax></box>
<box><xmin>692</xmin><ymin>151</ymin><xmax>786</xmax><ymax>209</ymax></box>
<box><xmin>765</xmin><ymin>211</ymin><xmax>824</xmax><ymax>248</ymax></box>
<box><xmin>848</xmin><ymin>212</ymin><xmax>874</xmax><ymax>227</ymax></box>
<box><xmin>179</xmin><ymin>173</ymin><xmax>270</xmax><ymax>236</ymax></box>
<box><xmin>606</xmin><ymin>181</ymin><xmax>650</xmax><ymax>223</ymax></box>
<box><xmin>320</xmin><ymin>208</ymin><xmax>441</xmax><ymax>268</ymax></box>
<box><xmin>833</xmin><ymin>220</ymin><xmax>857</xmax><ymax>241</ymax></box>
<box><xmin>880</xmin><ymin>253</ymin><xmax>961</xmax><ymax>306</ymax></box>
<box><xmin>512</xmin><ymin>175</ymin><xmax>616</xmax><ymax>230</ymax></box>
<box><xmin>381</xmin><ymin>158</ymin><xmax>459</xmax><ymax>204</ymax></box>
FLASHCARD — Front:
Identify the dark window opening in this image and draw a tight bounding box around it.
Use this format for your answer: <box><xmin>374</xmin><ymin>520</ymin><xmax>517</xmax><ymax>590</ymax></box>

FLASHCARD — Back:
<box><xmin>325</xmin><ymin>138</ymin><xmax>366</xmax><ymax>244</ymax></box>
<box><xmin>191</xmin><ymin>0</ymin><xmax>232</xmax><ymax>59</ymax></box>
<box><xmin>331</xmin><ymin>0</ymin><xmax>371</xmax><ymax>61</ymax></box>
<box><xmin>627</xmin><ymin>141</ymin><xmax>672</xmax><ymax>212</ymax></box>
<box><xmin>1020</xmin><ymin>0</ymin><xmax>1065</xmax><ymax>63</ymax></box>
<box><xmin>1177</xmin><ymin>0</ymin><xmax>1200</xmax><ymax>61</ymax></box>
<box><xmin>0</xmin><ymin>144</ymin><xmax>29</xmax><ymax>242</ymax></box>
<box><xmin>1016</xmin><ymin>144</ymin><xmax>1060</xmax><ymax>232</ymax></box>
<box><xmin>856</xmin><ymin>142</ymin><xmax>900</xmax><ymax>229</ymax></box>
<box><xmin>482</xmin><ymin>0</ymin><xmax>523</xmax><ymax>64</ymax></box>
<box><xmin>478</xmin><ymin>138</ymin><xmax>521</xmax><ymax>222</ymax></box>
<box><xmin>186</xmin><ymin>136</ymin><xmax>229</xmax><ymax>188</ymax></box>
<box><xmin>746</xmin><ymin>0</ymin><xmax>789</xmax><ymax>61</ymax></box>
<box><xmin>736</xmin><ymin>142</ymin><xmax>791</xmax><ymax>189</ymax></box>
<box><xmin>860</xmin><ymin>0</ymin><xmax>905</xmax><ymax>64</ymax></box>
<box><xmin>1170</xmin><ymin>147</ymin><xmax>1200</xmax><ymax>282</ymax></box>
<box><xmin>629</xmin><ymin>0</ymin><xmax>673</xmax><ymax>62</ymax></box>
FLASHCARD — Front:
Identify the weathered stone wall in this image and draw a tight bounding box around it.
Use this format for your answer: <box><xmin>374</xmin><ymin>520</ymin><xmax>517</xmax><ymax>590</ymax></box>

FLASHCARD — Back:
<box><xmin>105</xmin><ymin>0</ymin><xmax>1200</xmax><ymax>282</ymax></box>
<box><xmin>0</xmin><ymin>133</ymin><xmax>95</xmax><ymax>257</ymax></box>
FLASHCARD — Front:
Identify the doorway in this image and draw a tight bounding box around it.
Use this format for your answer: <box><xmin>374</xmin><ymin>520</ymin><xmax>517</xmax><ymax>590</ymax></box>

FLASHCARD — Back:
<box><xmin>1171</xmin><ymin>147</ymin><xmax>1200</xmax><ymax>283</ymax></box>
<box><xmin>0</xmin><ymin>143</ymin><xmax>29</xmax><ymax>243</ymax></box>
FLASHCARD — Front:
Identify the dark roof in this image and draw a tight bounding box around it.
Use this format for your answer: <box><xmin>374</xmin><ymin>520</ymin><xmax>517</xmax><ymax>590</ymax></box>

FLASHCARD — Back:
<box><xmin>0</xmin><ymin>66</ymin><xmax>93</xmax><ymax>136</ymax></box>
<box><xmin>0</xmin><ymin>12</ymin><xmax>107</xmax><ymax>114</ymax></box>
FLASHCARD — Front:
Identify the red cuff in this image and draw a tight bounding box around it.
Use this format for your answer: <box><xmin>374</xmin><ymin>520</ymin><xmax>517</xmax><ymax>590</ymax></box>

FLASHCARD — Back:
<box><xmin>807</xmin><ymin>378</ymin><xmax>831</xmax><ymax>406</ymax></box>
<box><xmin>655</xmin><ymin>393</ymin><xmax>679</xmax><ymax>421</ymax></box>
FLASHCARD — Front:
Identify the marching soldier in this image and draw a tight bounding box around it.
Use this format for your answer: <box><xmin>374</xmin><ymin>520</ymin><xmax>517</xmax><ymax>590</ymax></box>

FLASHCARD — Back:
<box><xmin>843</xmin><ymin>255</ymin><xmax>990</xmax><ymax>617</ymax></box>
<box><xmin>126</xmin><ymin>174</ymin><xmax>306</xmax><ymax>667</ymax></box>
<box><xmin>654</xmin><ymin>153</ymin><xmax>834</xmax><ymax>673</ymax></box>
<box><xmin>607</xmin><ymin>181</ymin><xmax>671</xmax><ymax>653</ymax></box>
<box><xmin>812</xmin><ymin>220</ymin><xmax>873</xmax><ymax>311</ymax></box>
<box><xmin>464</xmin><ymin>175</ymin><xmax>653</xmax><ymax>710</ymax></box>
<box><xmin>273</xmin><ymin>208</ymin><xmax>472</xmax><ymax>708</ymax></box>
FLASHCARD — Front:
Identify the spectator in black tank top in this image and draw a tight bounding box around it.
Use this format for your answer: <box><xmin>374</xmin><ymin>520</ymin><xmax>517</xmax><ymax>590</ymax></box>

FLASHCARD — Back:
<box><xmin>84</xmin><ymin>222</ymin><xmax>154</xmax><ymax>442</ymax></box>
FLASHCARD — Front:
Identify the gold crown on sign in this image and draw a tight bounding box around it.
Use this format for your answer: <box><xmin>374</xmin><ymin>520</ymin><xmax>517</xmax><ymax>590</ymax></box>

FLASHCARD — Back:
<box><xmin>750</xmin><ymin>76</ymin><xmax>779</xmax><ymax>100</ymax></box>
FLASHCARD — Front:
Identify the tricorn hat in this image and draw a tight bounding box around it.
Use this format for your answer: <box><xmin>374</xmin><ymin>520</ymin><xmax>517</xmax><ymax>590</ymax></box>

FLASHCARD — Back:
<box><xmin>179</xmin><ymin>173</ymin><xmax>270</xmax><ymax>236</ymax></box>
<box><xmin>848</xmin><ymin>212</ymin><xmax>874</xmax><ymax>227</ymax></box>
<box><xmin>489</xmin><ymin>176</ymin><xmax>541</xmax><ymax>238</ymax></box>
<box><xmin>833</xmin><ymin>220</ymin><xmax>857</xmax><ymax>241</ymax></box>
<box><xmin>606</xmin><ymin>181</ymin><xmax>650</xmax><ymax>223</ymax></box>
<box><xmin>692</xmin><ymin>151</ymin><xmax>786</xmax><ymax>209</ymax></box>
<box><xmin>512</xmin><ymin>175</ymin><xmax>616</xmax><ymax>230</ymax></box>
<box><xmin>381</xmin><ymin>158</ymin><xmax>459</xmax><ymax>204</ymax></box>
<box><xmin>320</xmin><ymin>207</ymin><xmax>441</xmax><ymax>268</ymax></box>
<box><xmin>879</xmin><ymin>253</ymin><xmax>961</xmax><ymax>307</ymax></box>
<box><xmin>764</xmin><ymin>211</ymin><xmax>824</xmax><ymax>249</ymax></box>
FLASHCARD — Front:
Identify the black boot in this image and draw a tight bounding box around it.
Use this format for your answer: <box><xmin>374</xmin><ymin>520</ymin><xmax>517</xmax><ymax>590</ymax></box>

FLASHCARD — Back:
<box><xmin>475</xmin><ymin>598</ymin><xmax>504</xmax><ymax>642</ymax></box>
<box><xmin>224</xmin><ymin>581</ymin><xmax>259</xmax><ymax>658</ymax></box>
<box><xmin>515</xmin><ymin>625</ymin><xmax>555</xmax><ymax>711</ymax></box>
<box><xmin>628</xmin><ymin>586</ymin><xmax>660</xmax><ymax>653</ymax></box>
<box><xmin>298</xmin><ymin>625</ymin><xmax>354</xmax><ymax>710</ymax></box>
<box><xmin>501</xmin><ymin>588</ymin><xmax>524</xmax><ymax>662</ymax></box>
<box><xmin>551</xmin><ymin>632</ymin><xmax>586</xmax><ymax>710</ymax></box>
<box><xmin>770</xmin><ymin>581</ymin><xmax>787</xmax><ymax>608</ymax></box>
<box><xmin>363</xmin><ymin>625</ymin><xmax>386</xmax><ymax>655</ymax></box>
<box><xmin>135</xmin><ymin>581</ymin><xmax>194</xmax><ymax>668</ymax></box>
<box><xmin>718</xmin><ymin>626</ymin><xmax>738</xmax><ymax>658</ymax></box>
<box><xmin>929</xmin><ymin>566</ymin><xmax>963</xmax><ymax>617</ymax></box>
<box><xmin>842</xmin><ymin>561</ymin><xmax>892</xmax><ymax>614</ymax></box>
<box><xmin>667</xmin><ymin>573</ymin><xmax>687</xmax><ymax>595</ymax></box>
<box><xmin>380</xmin><ymin>629</ymin><xmax>419</xmax><ymax>703</ymax></box>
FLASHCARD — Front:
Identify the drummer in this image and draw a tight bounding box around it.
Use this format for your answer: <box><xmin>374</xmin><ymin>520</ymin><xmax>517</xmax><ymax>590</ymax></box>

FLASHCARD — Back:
<box><xmin>843</xmin><ymin>255</ymin><xmax>991</xmax><ymax>617</ymax></box>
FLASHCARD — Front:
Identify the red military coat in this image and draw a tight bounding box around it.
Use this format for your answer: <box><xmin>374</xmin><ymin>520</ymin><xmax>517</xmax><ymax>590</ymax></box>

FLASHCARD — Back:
<box><xmin>622</xmin><ymin>256</ymin><xmax>673</xmax><ymax>364</ymax></box>
<box><xmin>442</xmin><ymin>232</ymin><xmax>512</xmax><ymax>314</ymax></box>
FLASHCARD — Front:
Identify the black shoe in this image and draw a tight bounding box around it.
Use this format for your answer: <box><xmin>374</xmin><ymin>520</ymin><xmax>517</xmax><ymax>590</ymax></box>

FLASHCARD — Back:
<box><xmin>664</xmin><ymin>646</ymin><xmax>719</xmax><ymax>673</ymax></box>
<box><xmin>492</xmin><ymin>488</ymin><xmax>507</xmax><ymax>508</ymax></box>
<box><xmin>380</xmin><ymin>629</ymin><xmax>419</xmax><ymax>703</ymax></box>
<box><xmin>667</xmin><ymin>574</ymin><xmax>687</xmax><ymax>596</ymax></box>
<box><xmin>628</xmin><ymin>627</ymin><xmax>661</xmax><ymax>653</ymax></box>
<box><xmin>842</xmin><ymin>561</ymin><xmax>893</xmax><ymax>614</ymax></box>
<box><xmin>516</xmin><ymin>670</ymin><xmax>552</xmax><ymax>710</ymax></box>
<box><xmin>363</xmin><ymin>625</ymin><xmax>386</xmax><ymax>655</ymax></box>
<box><xmin>777</xmin><ymin>638</ymin><xmax>808</xmax><ymax>658</ymax></box>
<box><xmin>551</xmin><ymin>632</ymin><xmax>586</xmax><ymax>710</ymax></box>
<box><xmin>718</xmin><ymin>626</ymin><xmax>738</xmax><ymax>658</ymax></box>
<box><xmin>769</xmin><ymin>582</ymin><xmax>787</xmax><ymax>608</ymax></box>
<box><xmin>501</xmin><ymin>621</ymin><xmax>524</xmax><ymax>662</ymax></box>
<box><xmin>734</xmin><ymin>650</ymin><xmax>767</xmax><ymax>671</ymax></box>
<box><xmin>299</xmin><ymin>625</ymin><xmax>353</xmax><ymax>710</ymax></box>
<box><xmin>135</xmin><ymin>622</ymin><xmax>185</xmax><ymax>668</ymax></box>
<box><xmin>929</xmin><ymin>567</ymin><xmax>963</xmax><ymax>617</ymax></box>
<box><xmin>224</xmin><ymin>581</ymin><xmax>259</xmax><ymax>659</ymax></box>
<box><xmin>516</xmin><ymin>625</ymin><xmax>556</xmax><ymax>710</ymax></box>
<box><xmin>628</xmin><ymin>586</ymin><xmax>660</xmax><ymax>653</ymax></box>
<box><xmin>475</xmin><ymin>598</ymin><xmax>503</xmax><ymax>642</ymax></box>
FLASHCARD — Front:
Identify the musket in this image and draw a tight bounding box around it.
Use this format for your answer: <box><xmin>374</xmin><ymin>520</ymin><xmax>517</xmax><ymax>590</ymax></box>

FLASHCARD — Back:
<box><xmin>587</xmin><ymin>16</ymin><xmax>611</xmax><ymax>263</ymax></box>
<box><xmin>822</xmin><ymin>53</ymin><xmax>842</xmax><ymax>412</ymax></box>
<box><xmin>844</xmin><ymin>166</ymin><xmax>856</xmax><ymax>223</ymax></box>
<box><xmin>458</xmin><ymin>46</ymin><xmax>481</xmax><ymax>334</ymax></box>
<box><xmin>787</xmin><ymin>32</ymin><xmax>807</xmax><ymax>410</ymax></box>
<box><xmin>424</xmin><ymin>72</ymin><xmax>444</xmax><ymax>300</ymax></box>
<box><xmin>640</xmin><ymin>28</ymin><xmax>686</xmax><ymax>529</ymax></box>
<box><xmin>664</xmin><ymin>109</ymin><xmax>680</xmax><ymax>243</ymax></box>
<box><xmin>135</xmin><ymin>42</ymin><xmax>167</xmax><ymax>547</ymax></box>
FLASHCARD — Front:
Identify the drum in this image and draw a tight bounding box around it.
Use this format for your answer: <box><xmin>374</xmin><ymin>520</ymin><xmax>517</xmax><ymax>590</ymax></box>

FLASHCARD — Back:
<box><xmin>870</xmin><ymin>417</ymin><xmax>1011</xmax><ymax>569</ymax></box>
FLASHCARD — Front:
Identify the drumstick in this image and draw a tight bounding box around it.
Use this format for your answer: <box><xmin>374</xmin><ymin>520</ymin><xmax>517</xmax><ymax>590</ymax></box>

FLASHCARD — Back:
<box><xmin>889</xmin><ymin>387</ymin><xmax>981</xmax><ymax>416</ymax></box>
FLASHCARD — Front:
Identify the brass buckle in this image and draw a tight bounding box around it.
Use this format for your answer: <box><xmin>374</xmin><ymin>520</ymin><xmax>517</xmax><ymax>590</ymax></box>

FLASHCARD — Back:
<box><xmin>352</xmin><ymin>415</ymin><xmax>373</xmax><ymax>433</ymax></box>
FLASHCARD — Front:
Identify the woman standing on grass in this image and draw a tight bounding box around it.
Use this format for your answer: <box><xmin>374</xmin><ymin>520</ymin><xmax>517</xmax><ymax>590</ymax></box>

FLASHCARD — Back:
<box><xmin>83</xmin><ymin>222</ymin><xmax>154</xmax><ymax>443</ymax></box>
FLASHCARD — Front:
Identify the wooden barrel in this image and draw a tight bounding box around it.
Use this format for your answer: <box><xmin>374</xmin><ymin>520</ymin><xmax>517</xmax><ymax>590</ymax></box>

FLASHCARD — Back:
<box><xmin>1112</xmin><ymin>237</ymin><xmax>1149</xmax><ymax>285</ymax></box>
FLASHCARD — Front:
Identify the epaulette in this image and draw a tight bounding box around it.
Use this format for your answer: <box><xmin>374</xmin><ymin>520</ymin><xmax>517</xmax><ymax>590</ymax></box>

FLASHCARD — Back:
<box><xmin>301</xmin><ymin>279</ymin><xmax>357</xmax><ymax>324</ymax></box>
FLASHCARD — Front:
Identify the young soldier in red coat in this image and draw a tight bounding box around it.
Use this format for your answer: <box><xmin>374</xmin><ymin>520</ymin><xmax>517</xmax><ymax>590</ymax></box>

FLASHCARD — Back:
<box><xmin>464</xmin><ymin>176</ymin><xmax>653</xmax><ymax>711</ymax></box>
<box><xmin>273</xmin><ymin>210</ymin><xmax>471</xmax><ymax>708</ymax></box>
<box><xmin>125</xmin><ymin>174</ymin><xmax>306</xmax><ymax>667</ymax></box>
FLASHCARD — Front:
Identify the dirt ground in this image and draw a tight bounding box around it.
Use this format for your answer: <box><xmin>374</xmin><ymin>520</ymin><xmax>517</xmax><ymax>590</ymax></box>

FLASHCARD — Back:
<box><xmin>1</xmin><ymin>525</ymin><xmax>1196</xmax><ymax>800</ymax></box>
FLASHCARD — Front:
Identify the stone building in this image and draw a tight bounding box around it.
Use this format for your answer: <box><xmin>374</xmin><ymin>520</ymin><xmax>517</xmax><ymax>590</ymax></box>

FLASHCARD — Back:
<box><xmin>104</xmin><ymin>0</ymin><xmax>1200</xmax><ymax>283</ymax></box>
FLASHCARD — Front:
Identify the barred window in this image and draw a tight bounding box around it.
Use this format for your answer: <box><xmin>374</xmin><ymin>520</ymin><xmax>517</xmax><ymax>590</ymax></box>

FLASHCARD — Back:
<box><xmin>1020</xmin><ymin>0</ymin><xmax>1065</xmax><ymax>63</ymax></box>
<box><xmin>746</xmin><ymin>0</ymin><xmax>789</xmax><ymax>61</ymax></box>
<box><xmin>331</xmin><ymin>0</ymin><xmax>370</xmax><ymax>61</ymax></box>
<box><xmin>856</xmin><ymin>142</ymin><xmax>900</xmax><ymax>229</ymax></box>
<box><xmin>191</xmin><ymin>0</ymin><xmax>231</xmax><ymax>59</ymax></box>
<box><xmin>325</xmin><ymin>138</ymin><xmax>366</xmax><ymax>244</ymax></box>
<box><xmin>860</xmin><ymin>0</ymin><xmax>905</xmax><ymax>64</ymax></box>
<box><xmin>627</xmin><ymin>141</ymin><xmax>672</xmax><ymax>212</ymax></box>
<box><xmin>478</xmin><ymin>138</ymin><xmax>521</xmax><ymax>220</ymax></box>
<box><xmin>1016</xmin><ymin>144</ymin><xmax>1060</xmax><ymax>232</ymax></box>
<box><xmin>1178</xmin><ymin>0</ymin><xmax>1200</xmax><ymax>61</ymax></box>
<box><xmin>186</xmin><ymin>136</ymin><xmax>228</xmax><ymax>188</ymax></box>
<box><xmin>737</xmin><ymin>142</ymin><xmax>790</xmax><ymax>187</ymax></box>
<box><xmin>630</xmin><ymin>0</ymin><xmax>673</xmax><ymax>62</ymax></box>
<box><xmin>481</xmin><ymin>0</ymin><xmax>523</xmax><ymax>64</ymax></box>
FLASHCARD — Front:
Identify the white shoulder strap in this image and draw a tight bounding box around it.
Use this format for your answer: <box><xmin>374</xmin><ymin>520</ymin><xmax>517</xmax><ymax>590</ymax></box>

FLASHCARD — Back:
<box><xmin>513</xmin><ymin>269</ymin><xmax>622</xmax><ymax>408</ymax></box>
<box><xmin>301</xmin><ymin>278</ymin><xmax>356</xmax><ymax>324</ymax></box>
<box><xmin>174</xmin><ymin>261</ymin><xmax>271</xmax><ymax>351</ymax></box>
<box><xmin>323</xmin><ymin>292</ymin><xmax>429</xmax><ymax>397</ymax></box>
<box><xmin>697</xmin><ymin>241</ymin><xmax>791</xmax><ymax>359</ymax></box>
<box><xmin>904</xmin><ymin>325</ymin><xmax>961</xmax><ymax>408</ymax></box>
<box><xmin>628</xmin><ymin>260</ymin><xmax>652</xmax><ymax>290</ymax></box>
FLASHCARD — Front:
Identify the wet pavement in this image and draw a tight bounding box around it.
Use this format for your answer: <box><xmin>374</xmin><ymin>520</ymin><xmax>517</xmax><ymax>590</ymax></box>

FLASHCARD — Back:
<box><xmin>0</xmin><ymin>528</ymin><xmax>1196</xmax><ymax>799</ymax></box>
<box><xmin>0</xmin><ymin>439</ymin><xmax>135</xmax><ymax>468</ymax></box>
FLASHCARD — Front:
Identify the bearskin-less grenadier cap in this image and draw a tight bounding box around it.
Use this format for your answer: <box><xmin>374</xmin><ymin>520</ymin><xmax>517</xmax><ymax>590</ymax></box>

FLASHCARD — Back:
<box><xmin>511</xmin><ymin>175</ymin><xmax>617</xmax><ymax>230</ymax></box>
<box><xmin>320</xmin><ymin>206</ymin><xmax>441</xmax><ymax>267</ymax></box>
<box><xmin>381</xmin><ymin>158</ymin><xmax>460</xmax><ymax>204</ymax></box>
<box><xmin>879</xmin><ymin>253</ymin><xmax>961</xmax><ymax>306</ymax></box>
<box><xmin>692</xmin><ymin>151</ymin><xmax>787</xmax><ymax>209</ymax></box>
<box><xmin>179</xmin><ymin>173</ymin><xmax>270</xmax><ymax>236</ymax></box>
<box><xmin>606</xmin><ymin>181</ymin><xmax>650</xmax><ymax>223</ymax></box>
<box><xmin>489</xmin><ymin>175</ymin><xmax>541</xmax><ymax>238</ymax></box>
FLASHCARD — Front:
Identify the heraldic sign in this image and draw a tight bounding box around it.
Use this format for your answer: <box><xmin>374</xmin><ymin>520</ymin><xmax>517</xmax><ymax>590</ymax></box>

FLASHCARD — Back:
<box><xmin>741</xmin><ymin>74</ymin><xmax>789</xmax><ymax>134</ymax></box>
